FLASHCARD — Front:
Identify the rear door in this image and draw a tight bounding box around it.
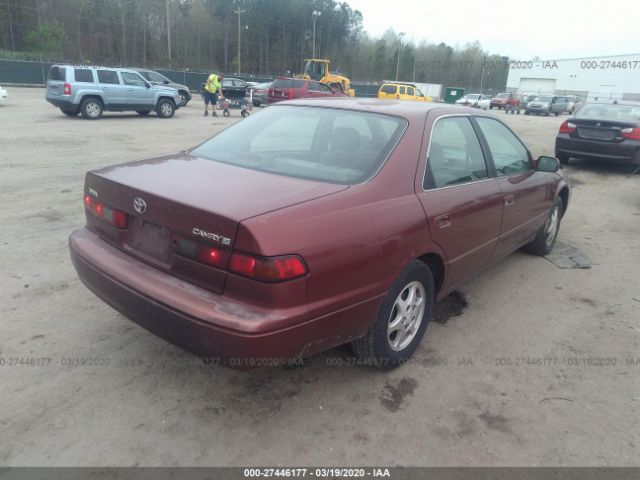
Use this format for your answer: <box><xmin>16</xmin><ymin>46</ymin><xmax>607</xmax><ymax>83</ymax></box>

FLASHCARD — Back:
<box><xmin>120</xmin><ymin>71</ymin><xmax>155</xmax><ymax>109</ymax></box>
<box><xmin>96</xmin><ymin>69</ymin><xmax>127</xmax><ymax>108</ymax></box>
<box><xmin>473</xmin><ymin>116</ymin><xmax>551</xmax><ymax>259</ymax></box>
<box><xmin>417</xmin><ymin>115</ymin><xmax>504</xmax><ymax>289</ymax></box>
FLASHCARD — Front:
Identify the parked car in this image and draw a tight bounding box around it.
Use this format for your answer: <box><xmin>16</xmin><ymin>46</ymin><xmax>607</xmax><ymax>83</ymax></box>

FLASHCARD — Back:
<box><xmin>525</xmin><ymin>95</ymin><xmax>560</xmax><ymax>116</ymax></box>
<box><xmin>69</xmin><ymin>99</ymin><xmax>570</xmax><ymax>368</ymax></box>
<box><xmin>378</xmin><ymin>82</ymin><xmax>431</xmax><ymax>102</ymax></box>
<box><xmin>221</xmin><ymin>77</ymin><xmax>250</xmax><ymax>101</ymax></box>
<box><xmin>267</xmin><ymin>77</ymin><xmax>343</xmax><ymax>104</ymax></box>
<box><xmin>490</xmin><ymin>92</ymin><xmax>519</xmax><ymax>110</ymax></box>
<box><xmin>250</xmin><ymin>82</ymin><xmax>271</xmax><ymax>107</ymax></box>
<box><xmin>0</xmin><ymin>85</ymin><xmax>7</xmax><ymax>104</ymax></box>
<box><xmin>45</xmin><ymin>65</ymin><xmax>182</xmax><ymax>119</ymax></box>
<box><xmin>520</xmin><ymin>94</ymin><xmax>538</xmax><ymax>110</ymax></box>
<box><xmin>135</xmin><ymin>69</ymin><xmax>191</xmax><ymax>106</ymax></box>
<box><xmin>555</xmin><ymin>95</ymin><xmax>578</xmax><ymax>114</ymax></box>
<box><xmin>455</xmin><ymin>94</ymin><xmax>490</xmax><ymax>110</ymax></box>
<box><xmin>555</xmin><ymin>101</ymin><xmax>640</xmax><ymax>165</ymax></box>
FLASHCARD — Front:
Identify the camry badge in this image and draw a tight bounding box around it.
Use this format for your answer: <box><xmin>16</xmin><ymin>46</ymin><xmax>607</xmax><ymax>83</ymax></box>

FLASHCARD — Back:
<box><xmin>133</xmin><ymin>197</ymin><xmax>147</xmax><ymax>214</ymax></box>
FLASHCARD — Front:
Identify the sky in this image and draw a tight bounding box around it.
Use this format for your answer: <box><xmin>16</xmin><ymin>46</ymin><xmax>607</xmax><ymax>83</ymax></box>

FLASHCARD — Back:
<box><xmin>345</xmin><ymin>0</ymin><xmax>639</xmax><ymax>59</ymax></box>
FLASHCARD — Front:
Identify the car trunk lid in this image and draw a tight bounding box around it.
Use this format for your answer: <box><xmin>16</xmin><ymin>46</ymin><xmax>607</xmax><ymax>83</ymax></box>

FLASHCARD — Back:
<box><xmin>84</xmin><ymin>152</ymin><xmax>348</xmax><ymax>292</ymax></box>
<box><xmin>572</xmin><ymin>118</ymin><xmax>637</xmax><ymax>142</ymax></box>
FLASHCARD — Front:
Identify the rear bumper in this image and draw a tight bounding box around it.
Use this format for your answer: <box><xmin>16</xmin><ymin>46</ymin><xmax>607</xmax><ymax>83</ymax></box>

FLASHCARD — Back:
<box><xmin>555</xmin><ymin>135</ymin><xmax>640</xmax><ymax>164</ymax></box>
<box><xmin>69</xmin><ymin>228</ymin><xmax>379</xmax><ymax>367</ymax></box>
<box><xmin>46</xmin><ymin>96</ymin><xmax>76</xmax><ymax>109</ymax></box>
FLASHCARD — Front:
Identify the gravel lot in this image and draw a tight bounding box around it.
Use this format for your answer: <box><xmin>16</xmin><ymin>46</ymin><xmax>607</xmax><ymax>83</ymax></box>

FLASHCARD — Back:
<box><xmin>1</xmin><ymin>87</ymin><xmax>638</xmax><ymax>466</ymax></box>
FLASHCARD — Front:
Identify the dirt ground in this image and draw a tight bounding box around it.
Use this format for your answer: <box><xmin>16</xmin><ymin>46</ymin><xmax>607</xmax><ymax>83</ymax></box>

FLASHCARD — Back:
<box><xmin>1</xmin><ymin>87</ymin><xmax>638</xmax><ymax>467</ymax></box>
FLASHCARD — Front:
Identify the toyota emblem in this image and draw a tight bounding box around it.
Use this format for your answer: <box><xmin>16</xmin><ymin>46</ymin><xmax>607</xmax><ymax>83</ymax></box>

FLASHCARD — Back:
<box><xmin>133</xmin><ymin>197</ymin><xmax>147</xmax><ymax>214</ymax></box>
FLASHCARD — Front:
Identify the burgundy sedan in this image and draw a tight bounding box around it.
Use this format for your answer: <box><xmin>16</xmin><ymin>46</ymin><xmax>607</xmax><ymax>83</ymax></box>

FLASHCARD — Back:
<box><xmin>69</xmin><ymin>99</ymin><xmax>570</xmax><ymax>368</ymax></box>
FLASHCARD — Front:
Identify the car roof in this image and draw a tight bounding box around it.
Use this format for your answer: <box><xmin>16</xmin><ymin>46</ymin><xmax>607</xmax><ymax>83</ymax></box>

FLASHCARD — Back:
<box><xmin>274</xmin><ymin>98</ymin><xmax>463</xmax><ymax>121</ymax></box>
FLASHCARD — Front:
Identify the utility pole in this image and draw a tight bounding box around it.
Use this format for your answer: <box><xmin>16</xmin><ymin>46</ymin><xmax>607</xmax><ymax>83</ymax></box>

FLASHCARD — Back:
<box><xmin>166</xmin><ymin>0</ymin><xmax>171</xmax><ymax>62</ymax></box>
<box><xmin>395</xmin><ymin>32</ymin><xmax>405</xmax><ymax>81</ymax></box>
<box><xmin>235</xmin><ymin>3</ymin><xmax>245</xmax><ymax>74</ymax></box>
<box><xmin>312</xmin><ymin>11</ymin><xmax>321</xmax><ymax>58</ymax></box>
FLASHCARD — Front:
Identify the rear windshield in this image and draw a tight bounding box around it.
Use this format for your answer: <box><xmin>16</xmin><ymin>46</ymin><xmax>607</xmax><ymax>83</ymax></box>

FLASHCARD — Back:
<box><xmin>190</xmin><ymin>105</ymin><xmax>407</xmax><ymax>185</ymax></box>
<box><xmin>272</xmin><ymin>79</ymin><xmax>305</xmax><ymax>89</ymax></box>
<box><xmin>496</xmin><ymin>93</ymin><xmax>510</xmax><ymax>98</ymax></box>
<box><xmin>380</xmin><ymin>85</ymin><xmax>397</xmax><ymax>94</ymax></box>
<box><xmin>575</xmin><ymin>104</ymin><xmax>640</xmax><ymax>122</ymax></box>
<box><xmin>74</xmin><ymin>68</ymin><xmax>94</xmax><ymax>83</ymax></box>
<box><xmin>48</xmin><ymin>66</ymin><xmax>66</xmax><ymax>81</ymax></box>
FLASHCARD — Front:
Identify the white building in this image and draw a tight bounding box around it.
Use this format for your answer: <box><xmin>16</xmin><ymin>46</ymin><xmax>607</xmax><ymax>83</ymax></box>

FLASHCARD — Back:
<box><xmin>506</xmin><ymin>53</ymin><xmax>640</xmax><ymax>102</ymax></box>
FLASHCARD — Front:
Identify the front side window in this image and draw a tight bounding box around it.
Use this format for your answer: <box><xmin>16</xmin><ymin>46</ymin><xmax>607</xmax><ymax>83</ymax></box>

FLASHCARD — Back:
<box><xmin>406</xmin><ymin>87</ymin><xmax>415</xmax><ymax>96</ymax></box>
<box><xmin>121</xmin><ymin>72</ymin><xmax>147</xmax><ymax>87</ymax></box>
<box><xmin>475</xmin><ymin>117</ymin><xmax>530</xmax><ymax>175</ymax></box>
<box><xmin>425</xmin><ymin>117</ymin><xmax>488</xmax><ymax>189</ymax></box>
<box><xmin>190</xmin><ymin>105</ymin><xmax>407</xmax><ymax>185</ymax></box>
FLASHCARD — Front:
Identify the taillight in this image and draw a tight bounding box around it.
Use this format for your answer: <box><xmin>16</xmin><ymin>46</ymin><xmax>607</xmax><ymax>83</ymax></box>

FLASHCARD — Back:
<box><xmin>84</xmin><ymin>194</ymin><xmax>128</xmax><ymax>228</ymax></box>
<box><xmin>174</xmin><ymin>237</ymin><xmax>227</xmax><ymax>268</ymax></box>
<box><xmin>63</xmin><ymin>83</ymin><xmax>71</xmax><ymax>95</ymax></box>
<box><xmin>229</xmin><ymin>252</ymin><xmax>307</xmax><ymax>283</ymax></box>
<box><xmin>559</xmin><ymin>121</ymin><xmax>576</xmax><ymax>134</ymax></box>
<box><xmin>621</xmin><ymin>127</ymin><xmax>640</xmax><ymax>140</ymax></box>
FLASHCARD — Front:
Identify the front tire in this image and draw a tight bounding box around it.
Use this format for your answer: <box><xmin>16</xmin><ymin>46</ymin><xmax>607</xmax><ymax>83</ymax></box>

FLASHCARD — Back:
<box><xmin>556</xmin><ymin>153</ymin><xmax>570</xmax><ymax>165</ymax></box>
<box><xmin>156</xmin><ymin>99</ymin><xmax>175</xmax><ymax>118</ymax></box>
<box><xmin>80</xmin><ymin>98</ymin><xmax>103</xmax><ymax>120</ymax></box>
<box><xmin>526</xmin><ymin>196</ymin><xmax>563</xmax><ymax>256</ymax></box>
<box><xmin>351</xmin><ymin>261</ymin><xmax>434</xmax><ymax>369</ymax></box>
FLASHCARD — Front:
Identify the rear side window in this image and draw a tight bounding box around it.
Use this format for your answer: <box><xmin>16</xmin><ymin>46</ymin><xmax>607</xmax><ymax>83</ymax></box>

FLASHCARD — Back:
<box><xmin>97</xmin><ymin>70</ymin><xmax>119</xmax><ymax>85</ymax></box>
<box><xmin>380</xmin><ymin>85</ymin><xmax>396</xmax><ymax>94</ymax></box>
<box><xmin>48</xmin><ymin>66</ymin><xmax>66</xmax><ymax>81</ymax></box>
<box><xmin>74</xmin><ymin>69</ymin><xmax>94</xmax><ymax>83</ymax></box>
<box><xmin>475</xmin><ymin>117</ymin><xmax>530</xmax><ymax>176</ymax></box>
<box><xmin>399</xmin><ymin>86</ymin><xmax>406</xmax><ymax>95</ymax></box>
<box><xmin>426</xmin><ymin>117</ymin><xmax>488</xmax><ymax>189</ymax></box>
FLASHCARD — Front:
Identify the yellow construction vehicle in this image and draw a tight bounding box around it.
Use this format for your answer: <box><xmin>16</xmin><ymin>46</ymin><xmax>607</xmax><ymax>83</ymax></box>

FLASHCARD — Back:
<box><xmin>297</xmin><ymin>58</ymin><xmax>355</xmax><ymax>97</ymax></box>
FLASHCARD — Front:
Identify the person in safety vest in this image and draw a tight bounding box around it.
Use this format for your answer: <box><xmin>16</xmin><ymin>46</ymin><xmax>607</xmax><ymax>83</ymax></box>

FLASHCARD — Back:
<box><xmin>203</xmin><ymin>72</ymin><xmax>224</xmax><ymax>117</ymax></box>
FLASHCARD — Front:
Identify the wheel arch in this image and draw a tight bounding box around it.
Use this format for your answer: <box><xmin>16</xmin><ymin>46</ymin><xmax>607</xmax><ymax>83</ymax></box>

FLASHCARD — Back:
<box><xmin>558</xmin><ymin>185</ymin><xmax>570</xmax><ymax>217</ymax></box>
<box><xmin>416</xmin><ymin>251</ymin><xmax>445</xmax><ymax>296</ymax></box>
<box><xmin>80</xmin><ymin>94</ymin><xmax>104</xmax><ymax>107</ymax></box>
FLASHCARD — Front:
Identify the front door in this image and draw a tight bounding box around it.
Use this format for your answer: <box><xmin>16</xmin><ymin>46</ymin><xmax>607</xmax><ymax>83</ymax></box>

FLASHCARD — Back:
<box><xmin>473</xmin><ymin>117</ymin><xmax>551</xmax><ymax>259</ymax></box>
<box><xmin>120</xmin><ymin>71</ymin><xmax>155</xmax><ymax>109</ymax></box>
<box><xmin>417</xmin><ymin>115</ymin><xmax>504</xmax><ymax>289</ymax></box>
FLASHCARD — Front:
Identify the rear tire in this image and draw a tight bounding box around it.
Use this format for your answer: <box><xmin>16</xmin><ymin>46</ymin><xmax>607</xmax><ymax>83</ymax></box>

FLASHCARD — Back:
<box><xmin>80</xmin><ymin>98</ymin><xmax>103</xmax><ymax>120</ymax></box>
<box><xmin>136</xmin><ymin>110</ymin><xmax>151</xmax><ymax>116</ymax></box>
<box><xmin>526</xmin><ymin>196</ymin><xmax>563</xmax><ymax>256</ymax></box>
<box><xmin>557</xmin><ymin>153</ymin><xmax>570</xmax><ymax>165</ymax></box>
<box><xmin>60</xmin><ymin>108</ymin><xmax>79</xmax><ymax>117</ymax></box>
<box><xmin>156</xmin><ymin>99</ymin><xmax>175</xmax><ymax>118</ymax></box>
<box><xmin>351</xmin><ymin>261</ymin><xmax>434</xmax><ymax>369</ymax></box>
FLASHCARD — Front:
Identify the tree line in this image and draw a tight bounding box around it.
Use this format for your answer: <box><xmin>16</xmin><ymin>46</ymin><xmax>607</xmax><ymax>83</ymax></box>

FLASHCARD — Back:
<box><xmin>0</xmin><ymin>0</ymin><xmax>509</xmax><ymax>92</ymax></box>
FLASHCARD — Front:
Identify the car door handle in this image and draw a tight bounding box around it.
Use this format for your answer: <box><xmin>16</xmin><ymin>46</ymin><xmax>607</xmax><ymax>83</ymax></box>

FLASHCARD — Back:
<box><xmin>504</xmin><ymin>194</ymin><xmax>515</xmax><ymax>207</ymax></box>
<box><xmin>434</xmin><ymin>214</ymin><xmax>451</xmax><ymax>228</ymax></box>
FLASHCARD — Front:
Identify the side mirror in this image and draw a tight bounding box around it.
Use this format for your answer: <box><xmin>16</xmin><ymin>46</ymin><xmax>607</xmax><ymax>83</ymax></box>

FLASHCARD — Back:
<box><xmin>145</xmin><ymin>82</ymin><xmax>151</xmax><ymax>89</ymax></box>
<box><xmin>163</xmin><ymin>80</ymin><xmax>170</xmax><ymax>84</ymax></box>
<box><xmin>535</xmin><ymin>155</ymin><xmax>560</xmax><ymax>173</ymax></box>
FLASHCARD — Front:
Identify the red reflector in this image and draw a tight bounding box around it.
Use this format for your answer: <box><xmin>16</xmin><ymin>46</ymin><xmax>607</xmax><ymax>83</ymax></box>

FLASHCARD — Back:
<box><xmin>229</xmin><ymin>253</ymin><xmax>307</xmax><ymax>282</ymax></box>
<box><xmin>83</xmin><ymin>195</ymin><xmax>127</xmax><ymax>228</ymax></box>
<box><xmin>63</xmin><ymin>83</ymin><xmax>71</xmax><ymax>96</ymax></box>
<box><xmin>111</xmin><ymin>209</ymin><xmax>128</xmax><ymax>228</ymax></box>
<box><xmin>559</xmin><ymin>121</ymin><xmax>576</xmax><ymax>134</ymax></box>
<box><xmin>196</xmin><ymin>246</ymin><xmax>224</xmax><ymax>267</ymax></box>
<box><xmin>621</xmin><ymin>127</ymin><xmax>640</xmax><ymax>140</ymax></box>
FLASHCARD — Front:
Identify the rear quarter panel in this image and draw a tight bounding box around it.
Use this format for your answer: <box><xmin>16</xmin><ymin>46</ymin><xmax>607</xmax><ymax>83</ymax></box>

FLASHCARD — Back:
<box><xmin>234</xmin><ymin>112</ymin><xmax>444</xmax><ymax>335</ymax></box>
